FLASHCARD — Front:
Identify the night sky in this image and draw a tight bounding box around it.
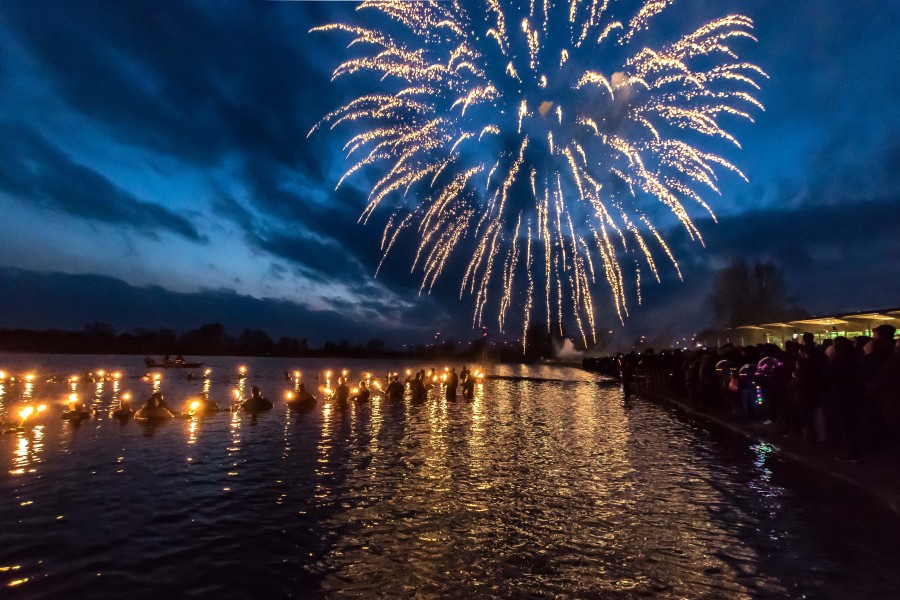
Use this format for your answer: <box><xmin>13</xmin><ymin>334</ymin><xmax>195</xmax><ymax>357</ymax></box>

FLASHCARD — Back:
<box><xmin>0</xmin><ymin>1</ymin><xmax>898</xmax><ymax>350</ymax></box>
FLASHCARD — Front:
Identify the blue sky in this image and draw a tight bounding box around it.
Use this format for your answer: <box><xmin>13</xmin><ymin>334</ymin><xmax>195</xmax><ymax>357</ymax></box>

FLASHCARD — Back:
<box><xmin>0</xmin><ymin>0</ymin><xmax>898</xmax><ymax>349</ymax></box>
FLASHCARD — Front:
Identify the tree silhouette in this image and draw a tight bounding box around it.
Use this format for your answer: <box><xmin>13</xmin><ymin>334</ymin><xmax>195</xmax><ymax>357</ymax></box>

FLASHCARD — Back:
<box><xmin>710</xmin><ymin>259</ymin><xmax>801</xmax><ymax>328</ymax></box>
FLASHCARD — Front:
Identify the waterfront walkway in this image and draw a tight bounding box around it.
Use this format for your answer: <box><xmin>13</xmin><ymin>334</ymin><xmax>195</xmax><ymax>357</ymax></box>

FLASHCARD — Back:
<box><xmin>630</xmin><ymin>372</ymin><xmax>900</xmax><ymax>518</ymax></box>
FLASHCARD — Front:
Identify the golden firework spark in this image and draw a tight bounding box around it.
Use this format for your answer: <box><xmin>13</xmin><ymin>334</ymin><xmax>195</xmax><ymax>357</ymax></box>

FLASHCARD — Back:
<box><xmin>312</xmin><ymin>0</ymin><xmax>764</xmax><ymax>347</ymax></box>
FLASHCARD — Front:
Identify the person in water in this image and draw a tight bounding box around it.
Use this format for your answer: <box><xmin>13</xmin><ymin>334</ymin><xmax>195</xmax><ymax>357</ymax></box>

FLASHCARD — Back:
<box><xmin>63</xmin><ymin>399</ymin><xmax>94</xmax><ymax>420</ymax></box>
<box><xmin>462</xmin><ymin>371</ymin><xmax>476</xmax><ymax>400</ymax></box>
<box><xmin>386</xmin><ymin>375</ymin><xmax>405</xmax><ymax>402</ymax></box>
<box><xmin>111</xmin><ymin>395</ymin><xmax>134</xmax><ymax>418</ymax></box>
<box><xmin>446</xmin><ymin>367</ymin><xmax>459</xmax><ymax>400</ymax></box>
<box><xmin>351</xmin><ymin>381</ymin><xmax>370</xmax><ymax>403</ymax></box>
<box><xmin>241</xmin><ymin>386</ymin><xmax>273</xmax><ymax>413</ymax></box>
<box><xmin>333</xmin><ymin>377</ymin><xmax>350</xmax><ymax>406</ymax></box>
<box><xmin>287</xmin><ymin>383</ymin><xmax>317</xmax><ymax>410</ymax></box>
<box><xmin>135</xmin><ymin>393</ymin><xmax>174</xmax><ymax>420</ymax></box>
<box><xmin>411</xmin><ymin>372</ymin><xmax>426</xmax><ymax>403</ymax></box>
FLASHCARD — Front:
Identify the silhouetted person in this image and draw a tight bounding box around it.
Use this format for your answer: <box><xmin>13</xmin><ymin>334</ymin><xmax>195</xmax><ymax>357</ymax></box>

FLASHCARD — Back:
<box><xmin>386</xmin><ymin>375</ymin><xmax>405</xmax><ymax>402</ymax></box>
<box><xmin>111</xmin><ymin>396</ymin><xmax>134</xmax><ymax>418</ymax></box>
<box><xmin>352</xmin><ymin>380</ymin><xmax>370</xmax><ymax>403</ymax></box>
<box><xmin>446</xmin><ymin>368</ymin><xmax>459</xmax><ymax>400</ymax></box>
<box><xmin>411</xmin><ymin>373</ymin><xmax>426</xmax><ymax>403</ymax></box>
<box><xmin>698</xmin><ymin>353</ymin><xmax>720</xmax><ymax>407</ymax></box>
<box><xmin>333</xmin><ymin>377</ymin><xmax>350</xmax><ymax>407</ymax></box>
<box><xmin>242</xmin><ymin>385</ymin><xmax>273</xmax><ymax>413</ymax></box>
<box><xmin>789</xmin><ymin>335</ymin><xmax>826</xmax><ymax>439</ymax></box>
<box><xmin>288</xmin><ymin>383</ymin><xmax>316</xmax><ymax>410</ymax></box>
<box><xmin>860</xmin><ymin>324</ymin><xmax>896</xmax><ymax>449</ymax></box>
<box><xmin>462</xmin><ymin>370</ymin><xmax>476</xmax><ymax>400</ymax></box>
<box><xmin>136</xmin><ymin>393</ymin><xmax>174</xmax><ymax>420</ymax></box>
<box><xmin>828</xmin><ymin>336</ymin><xmax>861</xmax><ymax>460</ymax></box>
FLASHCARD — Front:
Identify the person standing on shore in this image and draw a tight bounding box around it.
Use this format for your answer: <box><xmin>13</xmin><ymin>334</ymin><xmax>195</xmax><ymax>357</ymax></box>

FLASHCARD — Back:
<box><xmin>860</xmin><ymin>324</ymin><xmax>896</xmax><ymax>449</ymax></box>
<box><xmin>829</xmin><ymin>336</ymin><xmax>861</xmax><ymax>460</ymax></box>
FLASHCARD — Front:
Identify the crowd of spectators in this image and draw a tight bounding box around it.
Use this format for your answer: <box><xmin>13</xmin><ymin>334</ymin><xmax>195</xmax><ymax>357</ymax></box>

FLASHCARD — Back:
<box><xmin>585</xmin><ymin>324</ymin><xmax>900</xmax><ymax>462</ymax></box>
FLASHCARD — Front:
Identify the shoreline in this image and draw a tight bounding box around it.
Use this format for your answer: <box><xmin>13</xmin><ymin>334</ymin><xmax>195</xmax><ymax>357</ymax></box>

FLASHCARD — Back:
<box><xmin>630</xmin><ymin>382</ymin><xmax>900</xmax><ymax>519</ymax></box>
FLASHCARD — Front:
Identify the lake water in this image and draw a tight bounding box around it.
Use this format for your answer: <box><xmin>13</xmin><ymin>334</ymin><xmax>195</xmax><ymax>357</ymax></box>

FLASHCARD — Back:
<box><xmin>1</xmin><ymin>354</ymin><xmax>898</xmax><ymax>599</ymax></box>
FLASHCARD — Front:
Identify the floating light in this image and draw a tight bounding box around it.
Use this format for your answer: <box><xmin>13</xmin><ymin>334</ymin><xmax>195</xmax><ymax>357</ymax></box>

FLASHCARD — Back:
<box><xmin>285</xmin><ymin>391</ymin><xmax>294</xmax><ymax>400</ymax></box>
<box><xmin>189</xmin><ymin>400</ymin><xmax>201</xmax><ymax>413</ymax></box>
<box><xmin>293</xmin><ymin>371</ymin><xmax>301</xmax><ymax>379</ymax></box>
<box><xmin>18</xmin><ymin>406</ymin><xmax>34</xmax><ymax>421</ymax></box>
<box><xmin>24</xmin><ymin>373</ymin><xmax>35</xmax><ymax>383</ymax></box>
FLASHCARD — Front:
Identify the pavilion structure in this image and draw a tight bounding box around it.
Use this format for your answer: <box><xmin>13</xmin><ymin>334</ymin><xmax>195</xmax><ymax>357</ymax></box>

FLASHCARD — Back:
<box><xmin>734</xmin><ymin>307</ymin><xmax>900</xmax><ymax>346</ymax></box>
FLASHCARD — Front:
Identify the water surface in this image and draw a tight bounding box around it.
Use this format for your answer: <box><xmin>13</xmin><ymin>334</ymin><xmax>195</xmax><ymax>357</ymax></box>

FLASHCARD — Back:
<box><xmin>1</xmin><ymin>354</ymin><xmax>898</xmax><ymax>599</ymax></box>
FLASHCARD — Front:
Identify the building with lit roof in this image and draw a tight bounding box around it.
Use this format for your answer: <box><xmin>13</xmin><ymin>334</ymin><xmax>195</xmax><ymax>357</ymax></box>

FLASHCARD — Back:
<box><xmin>734</xmin><ymin>307</ymin><xmax>900</xmax><ymax>346</ymax></box>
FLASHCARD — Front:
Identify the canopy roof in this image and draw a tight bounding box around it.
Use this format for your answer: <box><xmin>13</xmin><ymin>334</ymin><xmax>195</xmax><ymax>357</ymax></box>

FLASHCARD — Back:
<box><xmin>736</xmin><ymin>307</ymin><xmax>900</xmax><ymax>331</ymax></box>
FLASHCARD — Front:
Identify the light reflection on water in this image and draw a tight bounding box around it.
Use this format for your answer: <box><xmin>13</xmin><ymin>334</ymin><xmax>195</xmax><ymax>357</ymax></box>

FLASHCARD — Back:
<box><xmin>0</xmin><ymin>354</ymin><xmax>897</xmax><ymax>598</ymax></box>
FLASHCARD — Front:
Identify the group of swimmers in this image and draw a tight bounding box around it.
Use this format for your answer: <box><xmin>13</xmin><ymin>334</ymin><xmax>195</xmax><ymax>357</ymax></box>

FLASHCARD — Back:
<box><xmin>52</xmin><ymin>365</ymin><xmax>485</xmax><ymax>424</ymax></box>
<box><xmin>320</xmin><ymin>366</ymin><xmax>480</xmax><ymax>406</ymax></box>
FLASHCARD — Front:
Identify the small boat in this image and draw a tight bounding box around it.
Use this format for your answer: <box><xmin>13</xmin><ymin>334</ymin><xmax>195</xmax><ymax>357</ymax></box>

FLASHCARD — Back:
<box><xmin>145</xmin><ymin>357</ymin><xmax>204</xmax><ymax>369</ymax></box>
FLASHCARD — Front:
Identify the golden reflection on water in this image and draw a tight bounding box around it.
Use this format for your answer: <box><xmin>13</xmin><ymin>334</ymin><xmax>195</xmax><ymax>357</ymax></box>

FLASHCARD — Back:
<box><xmin>10</xmin><ymin>425</ymin><xmax>43</xmax><ymax>476</ymax></box>
<box><xmin>187</xmin><ymin>417</ymin><xmax>199</xmax><ymax>446</ymax></box>
<box><xmin>228</xmin><ymin>405</ymin><xmax>241</xmax><ymax>454</ymax></box>
<box><xmin>22</xmin><ymin>381</ymin><xmax>34</xmax><ymax>403</ymax></box>
<box><xmin>93</xmin><ymin>380</ymin><xmax>104</xmax><ymax>409</ymax></box>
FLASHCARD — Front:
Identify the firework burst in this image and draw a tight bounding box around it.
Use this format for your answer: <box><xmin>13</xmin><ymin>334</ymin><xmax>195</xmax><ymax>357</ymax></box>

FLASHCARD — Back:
<box><xmin>311</xmin><ymin>0</ymin><xmax>765</xmax><ymax>349</ymax></box>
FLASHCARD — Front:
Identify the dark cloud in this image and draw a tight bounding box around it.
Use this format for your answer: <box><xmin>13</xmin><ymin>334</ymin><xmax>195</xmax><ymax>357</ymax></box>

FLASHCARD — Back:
<box><xmin>252</xmin><ymin>228</ymin><xmax>366</xmax><ymax>283</ymax></box>
<box><xmin>0</xmin><ymin>267</ymin><xmax>432</xmax><ymax>345</ymax></box>
<box><xmin>0</xmin><ymin>123</ymin><xmax>203</xmax><ymax>240</ymax></box>
<box><xmin>1</xmin><ymin>0</ymin><xmax>336</xmax><ymax>172</ymax></box>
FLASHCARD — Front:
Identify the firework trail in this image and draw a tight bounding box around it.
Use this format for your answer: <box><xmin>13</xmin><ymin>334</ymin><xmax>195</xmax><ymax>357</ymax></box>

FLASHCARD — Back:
<box><xmin>311</xmin><ymin>0</ymin><xmax>765</xmax><ymax>349</ymax></box>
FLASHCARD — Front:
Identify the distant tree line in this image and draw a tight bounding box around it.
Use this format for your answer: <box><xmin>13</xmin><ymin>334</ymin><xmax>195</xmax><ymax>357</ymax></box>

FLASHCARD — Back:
<box><xmin>0</xmin><ymin>322</ymin><xmax>521</xmax><ymax>361</ymax></box>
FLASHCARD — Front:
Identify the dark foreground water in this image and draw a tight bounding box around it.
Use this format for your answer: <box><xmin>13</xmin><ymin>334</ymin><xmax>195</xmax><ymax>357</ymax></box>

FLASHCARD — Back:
<box><xmin>1</xmin><ymin>354</ymin><xmax>898</xmax><ymax>599</ymax></box>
